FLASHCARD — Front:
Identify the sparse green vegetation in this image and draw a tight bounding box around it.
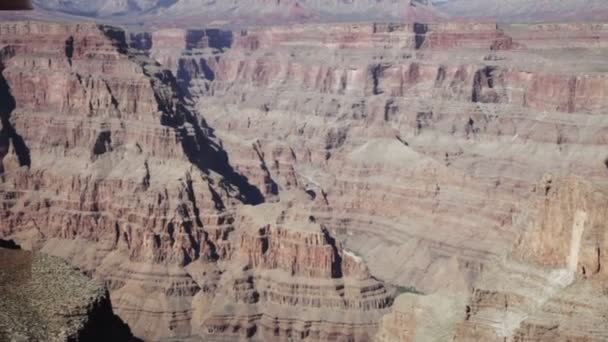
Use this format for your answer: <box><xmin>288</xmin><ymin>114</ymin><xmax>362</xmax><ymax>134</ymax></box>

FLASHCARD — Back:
<box><xmin>395</xmin><ymin>285</ymin><xmax>425</xmax><ymax>295</ymax></box>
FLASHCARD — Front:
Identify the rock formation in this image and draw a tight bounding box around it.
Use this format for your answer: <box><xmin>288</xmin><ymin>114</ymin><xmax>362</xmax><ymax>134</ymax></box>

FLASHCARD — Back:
<box><xmin>2</xmin><ymin>16</ymin><xmax>608</xmax><ymax>342</ymax></box>
<box><xmin>193</xmin><ymin>200</ymin><xmax>393</xmax><ymax>341</ymax></box>
<box><xmin>0</xmin><ymin>242</ymin><xmax>136</xmax><ymax>341</ymax></box>
<box><xmin>0</xmin><ymin>21</ymin><xmax>392</xmax><ymax>341</ymax></box>
<box><xmin>0</xmin><ymin>21</ymin><xmax>265</xmax><ymax>340</ymax></box>
<box><xmin>375</xmin><ymin>176</ymin><xmax>608</xmax><ymax>341</ymax></box>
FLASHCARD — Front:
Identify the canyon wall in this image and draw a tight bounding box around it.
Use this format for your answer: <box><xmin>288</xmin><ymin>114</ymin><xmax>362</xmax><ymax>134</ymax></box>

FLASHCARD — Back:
<box><xmin>142</xmin><ymin>21</ymin><xmax>608</xmax><ymax>295</ymax></box>
<box><xmin>133</xmin><ymin>21</ymin><xmax>608</xmax><ymax>341</ymax></box>
<box><xmin>2</xmin><ymin>18</ymin><xmax>608</xmax><ymax>341</ymax></box>
<box><xmin>376</xmin><ymin>177</ymin><xmax>608</xmax><ymax>341</ymax></box>
<box><xmin>0</xmin><ymin>21</ymin><xmax>393</xmax><ymax>341</ymax></box>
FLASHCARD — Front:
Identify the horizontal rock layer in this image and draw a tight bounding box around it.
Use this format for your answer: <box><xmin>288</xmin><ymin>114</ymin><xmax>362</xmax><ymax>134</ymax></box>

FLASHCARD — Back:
<box><xmin>0</xmin><ymin>21</ymin><xmax>394</xmax><ymax>342</ymax></box>
<box><xmin>142</xmin><ymin>21</ymin><xmax>608</xmax><ymax>295</ymax></box>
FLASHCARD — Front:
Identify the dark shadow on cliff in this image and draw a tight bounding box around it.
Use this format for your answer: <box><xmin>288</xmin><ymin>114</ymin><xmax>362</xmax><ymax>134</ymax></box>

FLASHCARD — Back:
<box><xmin>77</xmin><ymin>291</ymin><xmax>143</xmax><ymax>342</ymax></box>
<box><xmin>0</xmin><ymin>63</ymin><xmax>31</xmax><ymax>169</ymax></box>
<box><xmin>99</xmin><ymin>26</ymin><xmax>263</xmax><ymax>205</ymax></box>
<box><xmin>321</xmin><ymin>226</ymin><xmax>343</xmax><ymax>279</ymax></box>
<box><xmin>161</xmin><ymin>98</ymin><xmax>265</xmax><ymax>205</ymax></box>
<box><xmin>0</xmin><ymin>239</ymin><xmax>20</xmax><ymax>250</ymax></box>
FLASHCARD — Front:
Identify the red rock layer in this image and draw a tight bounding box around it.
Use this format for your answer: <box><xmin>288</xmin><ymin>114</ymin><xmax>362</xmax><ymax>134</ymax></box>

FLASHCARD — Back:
<box><xmin>193</xmin><ymin>203</ymin><xmax>393</xmax><ymax>342</ymax></box>
<box><xmin>0</xmin><ymin>21</ymin><xmax>396</xmax><ymax>342</ymax></box>
<box><xmin>0</xmin><ymin>21</ymin><xmax>264</xmax><ymax>340</ymax></box>
<box><xmin>131</xmin><ymin>22</ymin><xmax>608</xmax><ymax>317</ymax></box>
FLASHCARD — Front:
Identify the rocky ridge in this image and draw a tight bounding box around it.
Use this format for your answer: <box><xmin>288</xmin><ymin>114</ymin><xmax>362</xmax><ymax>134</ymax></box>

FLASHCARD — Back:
<box><xmin>0</xmin><ymin>21</ymin><xmax>393</xmax><ymax>341</ymax></box>
<box><xmin>133</xmin><ymin>20</ymin><xmax>608</xmax><ymax>341</ymax></box>
<box><xmin>0</xmin><ymin>242</ymin><xmax>136</xmax><ymax>341</ymax></box>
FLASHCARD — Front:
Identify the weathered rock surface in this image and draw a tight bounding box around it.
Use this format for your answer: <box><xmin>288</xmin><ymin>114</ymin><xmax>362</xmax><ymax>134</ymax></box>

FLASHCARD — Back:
<box><xmin>135</xmin><ymin>21</ymin><xmax>608</xmax><ymax>341</ymax></box>
<box><xmin>192</xmin><ymin>199</ymin><xmax>393</xmax><ymax>341</ymax></box>
<box><xmin>0</xmin><ymin>242</ymin><xmax>136</xmax><ymax>341</ymax></box>
<box><xmin>0</xmin><ymin>21</ymin><xmax>266</xmax><ymax>341</ymax></box>
<box><xmin>3</xmin><ymin>17</ymin><xmax>608</xmax><ymax>342</ymax></box>
<box><xmin>0</xmin><ymin>21</ymin><xmax>392</xmax><ymax>341</ymax></box>
<box><xmin>144</xmin><ymin>21</ymin><xmax>608</xmax><ymax>294</ymax></box>
<box><xmin>376</xmin><ymin>176</ymin><xmax>608</xmax><ymax>341</ymax></box>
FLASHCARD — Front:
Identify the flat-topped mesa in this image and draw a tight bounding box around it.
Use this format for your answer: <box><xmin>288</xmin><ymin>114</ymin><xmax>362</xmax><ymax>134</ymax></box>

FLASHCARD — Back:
<box><xmin>234</xmin><ymin>21</ymin><xmax>512</xmax><ymax>51</ymax></box>
<box><xmin>141</xmin><ymin>28</ymin><xmax>233</xmax><ymax>73</ymax></box>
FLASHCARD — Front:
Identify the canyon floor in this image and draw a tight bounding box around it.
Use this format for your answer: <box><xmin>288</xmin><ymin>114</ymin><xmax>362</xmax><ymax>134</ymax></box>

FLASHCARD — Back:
<box><xmin>0</xmin><ymin>18</ymin><xmax>608</xmax><ymax>342</ymax></box>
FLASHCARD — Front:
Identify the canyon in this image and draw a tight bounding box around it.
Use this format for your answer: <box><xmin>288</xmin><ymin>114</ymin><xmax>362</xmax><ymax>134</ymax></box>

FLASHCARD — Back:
<box><xmin>1</xmin><ymin>16</ymin><xmax>608</xmax><ymax>342</ymax></box>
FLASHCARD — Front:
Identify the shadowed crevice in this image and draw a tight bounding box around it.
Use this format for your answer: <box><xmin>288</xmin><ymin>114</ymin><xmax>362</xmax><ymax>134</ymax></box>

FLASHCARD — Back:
<box><xmin>0</xmin><ymin>64</ymin><xmax>31</xmax><ymax>171</ymax></box>
<box><xmin>413</xmin><ymin>22</ymin><xmax>428</xmax><ymax>49</ymax></box>
<box><xmin>100</xmin><ymin>25</ymin><xmax>264</xmax><ymax>205</ymax></box>
<box><xmin>321</xmin><ymin>226</ymin><xmax>343</xmax><ymax>279</ymax></box>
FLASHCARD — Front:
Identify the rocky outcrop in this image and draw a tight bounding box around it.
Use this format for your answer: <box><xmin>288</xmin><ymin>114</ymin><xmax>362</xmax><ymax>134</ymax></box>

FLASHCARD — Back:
<box><xmin>0</xmin><ymin>21</ymin><xmax>264</xmax><ymax>341</ymax></box>
<box><xmin>375</xmin><ymin>176</ymin><xmax>608</xmax><ymax>341</ymax></box>
<box><xmin>0</xmin><ymin>21</ymin><xmax>396</xmax><ymax>342</ymax></box>
<box><xmin>193</xmin><ymin>201</ymin><xmax>393</xmax><ymax>342</ymax></box>
<box><xmin>0</xmin><ymin>244</ymin><xmax>136</xmax><ymax>341</ymax></box>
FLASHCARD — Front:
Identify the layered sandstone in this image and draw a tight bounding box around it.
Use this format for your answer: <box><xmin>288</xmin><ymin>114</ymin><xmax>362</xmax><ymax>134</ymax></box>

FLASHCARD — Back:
<box><xmin>0</xmin><ymin>21</ymin><xmax>265</xmax><ymax>340</ymax></box>
<box><xmin>0</xmin><ymin>21</ymin><xmax>393</xmax><ymax>342</ymax></box>
<box><xmin>142</xmin><ymin>21</ymin><xmax>608</xmax><ymax>298</ymax></box>
<box><xmin>192</xmin><ymin>200</ymin><xmax>393</xmax><ymax>341</ymax></box>
<box><xmin>3</xmin><ymin>18</ymin><xmax>608</xmax><ymax>342</ymax></box>
<box><xmin>376</xmin><ymin>176</ymin><xmax>608</xmax><ymax>341</ymax></box>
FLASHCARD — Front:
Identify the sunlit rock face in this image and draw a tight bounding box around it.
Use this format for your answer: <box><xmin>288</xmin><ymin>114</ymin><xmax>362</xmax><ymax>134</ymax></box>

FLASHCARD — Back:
<box><xmin>139</xmin><ymin>21</ymin><xmax>608</xmax><ymax>341</ymax></box>
<box><xmin>3</xmin><ymin>15</ymin><xmax>608</xmax><ymax>342</ymax></box>
<box><xmin>0</xmin><ymin>21</ymin><xmax>393</xmax><ymax>341</ymax></box>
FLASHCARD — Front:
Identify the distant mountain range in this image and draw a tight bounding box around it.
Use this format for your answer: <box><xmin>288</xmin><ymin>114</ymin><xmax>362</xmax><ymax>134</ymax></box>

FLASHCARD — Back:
<box><xmin>17</xmin><ymin>0</ymin><xmax>608</xmax><ymax>26</ymax></box>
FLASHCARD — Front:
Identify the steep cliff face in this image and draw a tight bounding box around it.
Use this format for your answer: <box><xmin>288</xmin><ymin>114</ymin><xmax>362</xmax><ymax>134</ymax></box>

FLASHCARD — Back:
<box><xmin>0</xmin><ymin>21</ymin><xmax>395</xmax><ymax>342</ymax></box>
<box><xmin>514</xmin><ymin>175</ymin><xmax>608</xmax><ymax>277</ymax></box>
<box><xmin>453</xmin><ymin>176</ymin><xmax>608</xmax><ymax>342</ymax></box>
<box><xmin>0</xmin><ymin>21</ymin><xmax>265</xmax><ymax>340</ymax></box>
<box><xmin>4</xmin><ymin>18</ymin><xmax>608</xmax><ymax>342</ymax></box>
<box><xmin>140</xmin><ymin>21</ymin><xmax>608</xmax><ymax>299</ymax></box>
<box><xmin>192</xmin><ymin>201</ymin><xmax>393</xmax><ymax>341</ymax></box>
<box><xmin>375</xmin><ymin>176</ymin><xmax>608</xmax><ymax>341</ymax></box>
<box><xmin>0</xmin><ymin>244</ymin><xmax>136</xmax><ymax>341</ymax></box>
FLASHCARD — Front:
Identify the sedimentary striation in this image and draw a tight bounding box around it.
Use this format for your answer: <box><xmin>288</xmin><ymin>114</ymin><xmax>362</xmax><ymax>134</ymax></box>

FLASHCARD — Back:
<box><xmin>133</xmin><ymin>21</ymin><xmax>608</xmax><ymax>341</ymax></box>
<box><xmin>380</xmin><ymin>175</ymin><xmax>608</xmax><ymax>341</ymax></box>
<box><xmin>0</xmin><ymin>21</ymin><xmax>392</xmax><ymax>341</ymax></box>
<box><xmin>2</xmin><ymin>18</ymin><xmax>608</xmax><ymax>341</ymax></box>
